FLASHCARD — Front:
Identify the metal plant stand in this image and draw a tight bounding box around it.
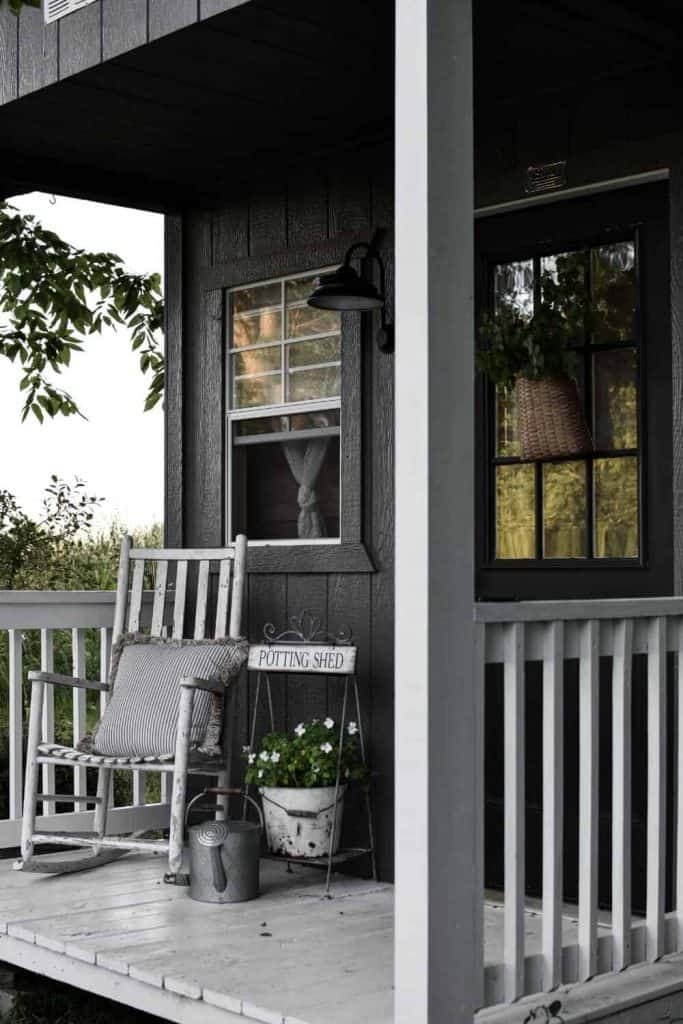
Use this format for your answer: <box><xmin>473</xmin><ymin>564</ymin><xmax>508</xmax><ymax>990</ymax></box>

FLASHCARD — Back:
<box><xmin>246</xmin><ymin>611</ymin><xmax>376</xmax><ymax>897</ymax></box>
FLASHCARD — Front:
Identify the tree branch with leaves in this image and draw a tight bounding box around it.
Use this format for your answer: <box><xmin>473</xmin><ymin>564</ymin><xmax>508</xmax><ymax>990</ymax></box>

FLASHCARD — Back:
<box><xmin>0</xmin><ymin>201</ymin><xmax>164</xmax><ymax>422</ymax></box>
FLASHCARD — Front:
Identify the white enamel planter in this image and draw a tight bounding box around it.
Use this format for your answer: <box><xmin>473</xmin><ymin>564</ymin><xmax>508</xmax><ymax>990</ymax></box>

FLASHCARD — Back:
<box><xmin>259</xmin><ymin>785</ymin><xmax>346</xmax><ymax>859</ymax></box>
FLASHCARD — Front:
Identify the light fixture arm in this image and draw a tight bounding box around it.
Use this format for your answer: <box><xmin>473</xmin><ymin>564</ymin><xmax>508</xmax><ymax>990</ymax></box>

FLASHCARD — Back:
<box><xmin>343</xmin><ymin>241</ymin><xmax>393</xmax><ymax>354</ymax></box>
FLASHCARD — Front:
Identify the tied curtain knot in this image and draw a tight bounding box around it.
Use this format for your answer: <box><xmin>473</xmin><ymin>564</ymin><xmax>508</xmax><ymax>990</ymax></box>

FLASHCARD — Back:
<box><xmin>282</xmin><ymin>436</ymin><xmax>331</xmax><ymax>539</ymax></box>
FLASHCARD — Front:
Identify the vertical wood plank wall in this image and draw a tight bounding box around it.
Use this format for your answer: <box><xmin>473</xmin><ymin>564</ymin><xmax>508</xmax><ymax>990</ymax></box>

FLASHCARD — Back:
<box><xmin>168</xmin><ymin>143</ymin><xmax>395</xmax><ymax>879</ymax></box>
<box><xmin>0</xmin><ymin>1</ymin><xmax>250</xmax><ymax>96</ymax></box>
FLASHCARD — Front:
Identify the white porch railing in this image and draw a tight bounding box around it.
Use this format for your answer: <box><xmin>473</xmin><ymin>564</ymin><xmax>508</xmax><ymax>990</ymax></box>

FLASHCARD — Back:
<box><xmin>476</xmin><ymin>596</ymin><xmax>683</xmax><ymax>1008</ymax></box>
<box><xmin>0</xmin><ymin>591</ymin><xmax>169</xmax><ymax>848</ymax></box>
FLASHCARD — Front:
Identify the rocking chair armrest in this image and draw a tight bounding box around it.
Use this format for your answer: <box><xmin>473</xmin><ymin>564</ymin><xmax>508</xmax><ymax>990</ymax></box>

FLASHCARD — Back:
<box><xmin>28</xmin><ymin>671</ymin><xmax>109</xmax><ymax>693</ymax></box>
<box><xmin>180</xmin><ymin>675</ymin><xmax>223</xmax><ymax>695</ymax></box>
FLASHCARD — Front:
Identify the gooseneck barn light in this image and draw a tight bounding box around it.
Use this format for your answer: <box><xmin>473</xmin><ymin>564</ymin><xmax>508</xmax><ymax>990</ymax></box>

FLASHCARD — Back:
<box><xmin>307</xmin><ymin>240</ymin><xmax>394</xmax><ymax>353</ymax></box>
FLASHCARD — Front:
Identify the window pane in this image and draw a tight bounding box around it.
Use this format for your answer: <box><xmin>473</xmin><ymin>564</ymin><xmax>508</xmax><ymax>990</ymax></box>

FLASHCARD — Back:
<box><xmin>494</xmin><ymin>260</ymin><xmax>534</xmax><ymax>316</ymax></box>
<box><xmin>234</xmin><ymin>409</ymin><xmax>340</xmax><ymax>437</ymax></box>
<box><xmin>591</xmin><ymin>242</ymin><xmax>636</xmax><ymax>343</ymax></box>
<box><xmin>232</xmin><ymin>282</ymin><xmax>281</xmax><ymax>314</ymax></box>
<box><xmin>594</xmin><ymin>456</ymin><xmax>639</xmax><ymax>558</ymax></box>
<box><xmin>286</xmin><ymin>304</ymin><xmax>340</xmax><ymax>340</ymax></box>
<box><xmin>232</xmin><ymin>436</ymin><xmax>340</xmax><ymax>540</ymax></box>
<box><xmin>232</xmin><ymin>346</ymin><xmax>281</xmax><ymax>377</ymax></box>
<box><xmin>232</xmin><ymin>309</ymin><xmax>282</xmax><ymax>348</ymax></box>
<box><xmin>234</xmin><ymin>374</ymin><xmax>282</xmax><ymax>409</ymax></box>
<box><xmin>543</xmin><ymin>461</ymin><xmax>586</xmax><ymax>558</ymax></box>
<box><xmin>288</xmin><ymin>366</ymin><xmax>341</xmax><ymax>403</ymax></box>
<box><xmin>288</xmin><ymin>336</ymin><xmax>341</xmax><ymax>368</ymax></box>
<box><xmin>593</xmin><ymin>348</ymin><xmax>638</xmax><ymax>449</ymax></box>
<box><xmin>496</xmin><ymin>464</ymin><xmax>535</xmax><ymax>558</ymax></box>
<box><xmin>496</xmin><ymin>384</ymin><xmax>520</xmax><ymax>457</ymax></box>
<box><xmin>285</xmin><ymin>275</ymin><xmax>319</xmax><ymax>304</ymax></box>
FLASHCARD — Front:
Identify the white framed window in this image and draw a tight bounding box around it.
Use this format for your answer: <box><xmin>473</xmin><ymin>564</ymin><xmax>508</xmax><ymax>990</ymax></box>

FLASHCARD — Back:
<box><xmin>226</xmin><ymin>270</ymin><xmax>343</xmax><ymax>544</ymax></box>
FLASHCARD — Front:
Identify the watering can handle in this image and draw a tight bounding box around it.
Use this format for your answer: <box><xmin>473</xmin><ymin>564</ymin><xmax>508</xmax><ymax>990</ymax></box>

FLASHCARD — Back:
<box><xmin>185</xmin><ymin>787</ymin><xmax>264</xmax><ymax>831</ymax></box>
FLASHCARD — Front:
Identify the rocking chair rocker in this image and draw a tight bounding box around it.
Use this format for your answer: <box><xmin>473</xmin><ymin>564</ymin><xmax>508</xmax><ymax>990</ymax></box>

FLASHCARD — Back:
<box><xmin>15</xmin><ymin>534</ymin><xmax>248</xmax><ymax>880</ymax></box>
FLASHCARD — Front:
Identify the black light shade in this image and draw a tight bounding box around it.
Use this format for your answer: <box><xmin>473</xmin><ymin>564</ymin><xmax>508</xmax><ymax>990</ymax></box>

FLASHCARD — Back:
<box><xmin>307</xmin><ymin>264</ymin><xmax>384</xmax><ymax>311</ymax></box>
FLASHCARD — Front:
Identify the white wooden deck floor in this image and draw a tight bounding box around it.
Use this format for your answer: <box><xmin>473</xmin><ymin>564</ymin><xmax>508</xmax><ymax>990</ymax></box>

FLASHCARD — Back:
<box><xmin>0</xmin><ymin>854</ymin><xmax>622</xmax><ymax>1023</ymax></box>
<box><xmin>0</xmin><ymin>854</ymin><xmax>393</xmax><ymax>1024</ymax></box>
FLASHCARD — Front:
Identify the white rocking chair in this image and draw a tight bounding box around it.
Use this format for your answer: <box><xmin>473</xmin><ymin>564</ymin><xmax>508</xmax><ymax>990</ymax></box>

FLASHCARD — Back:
<box><xmin>15</xmin><ymin>534</ymin><xmax>247</xmax><ymax>881</ymax></box>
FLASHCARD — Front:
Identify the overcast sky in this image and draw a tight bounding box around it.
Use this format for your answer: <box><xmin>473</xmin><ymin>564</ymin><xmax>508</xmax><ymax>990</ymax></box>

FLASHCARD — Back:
<box><xmin>1</xmin><ymin>192</ymin><xmax>164</xmax><ymax>530</ymax></box>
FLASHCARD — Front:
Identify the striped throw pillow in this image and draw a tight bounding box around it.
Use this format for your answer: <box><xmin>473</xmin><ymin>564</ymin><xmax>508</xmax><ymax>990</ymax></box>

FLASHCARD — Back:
<box><xmin>87</xmin><ymin>634</ymin><xmax>247</xmax><ymax>759</ymax></box>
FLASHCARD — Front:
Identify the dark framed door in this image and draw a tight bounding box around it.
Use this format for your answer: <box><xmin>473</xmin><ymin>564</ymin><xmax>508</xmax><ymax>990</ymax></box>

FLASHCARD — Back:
<box><xmin>476</xmin><ymin>182</ymin><xmax>672</xmax><ymax>602</ymax></box>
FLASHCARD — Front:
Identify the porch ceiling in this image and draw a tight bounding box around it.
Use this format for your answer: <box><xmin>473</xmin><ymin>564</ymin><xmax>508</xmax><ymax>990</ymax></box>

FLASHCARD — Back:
<box><xmin>0</xmin><ymin>0</ymin><xmax>394</xmax><ymax>211</ymax></box>
<box><xmin>1</xmin><ymin>0</ymin><xmax>681</xmax><ymax>212</ymax></box>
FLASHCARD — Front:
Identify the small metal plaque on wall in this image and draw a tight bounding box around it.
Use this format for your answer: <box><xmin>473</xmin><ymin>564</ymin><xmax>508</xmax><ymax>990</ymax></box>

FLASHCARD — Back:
<box><xmin>44</xmin><ymin>0</ymin><xmax>97</xmax><ymax>25</ymax></box>
<box><xmin>525</xmin><ymin>160</ymin><xmax>567</xmax><ymax>195</ymax></box>
<box><xmin>248</xmin><ymin>644</ymin><xmax>357</xmax><ymax>675</ymax></box>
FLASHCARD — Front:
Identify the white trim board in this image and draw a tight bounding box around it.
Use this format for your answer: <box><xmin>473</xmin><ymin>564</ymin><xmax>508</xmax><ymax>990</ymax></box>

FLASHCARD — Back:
<box><xmin>475</xmin><ymin>169</ymin><xmax>670</xmax><ymax>219</ymax></box>
<box><xmin>0</xmin><ymin>935</ymin><xmax>244</xmax><ymax>1024</ymax></box>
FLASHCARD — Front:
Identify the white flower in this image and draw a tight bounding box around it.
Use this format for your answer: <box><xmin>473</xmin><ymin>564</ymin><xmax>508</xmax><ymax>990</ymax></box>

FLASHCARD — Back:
<box><xmin>347</xmin><ymin>721</ymin><xmax>358</xmax><ymax>736</ymax></box>
<box><xmin>270</xmin><ymin>751</ymin><xmax>281</xmax><ymax>764</ymax></box>
<box><xmin>248</xmin><ymin>753</ymin><xmax>256</xmax><ymax>765</ymax></box>
<box><xmin>259</xmin><ymin>750</ymin><xmax>270</xmax><ymax>762</ymax></box>
<box><xmin>258</xmin><ymin>769</ymin><xmax>264</xmax><ymax>779</ymax></box>
<box><xmin>242</xmin><ymin>745</ymin><xmax>250</xmax><ymax>753</ymax></box>
<box><xmin>313</xmin><ymin>765</ymin><xmax>320</xmax><ymax>774</ymax></box>
<box><xmin>323</xmin><ymin>717</ymin><xmax>334</xmax><ymax>730</ymax></box>
<box><xmin>294</xmin><ymin>723</ymin><xmax>306</xmax><ymax>737</ymax></box>
<box><xmin>320</xmin><ymin>742</ymin><xmax>333</xmax><ymax>754</ymax></box>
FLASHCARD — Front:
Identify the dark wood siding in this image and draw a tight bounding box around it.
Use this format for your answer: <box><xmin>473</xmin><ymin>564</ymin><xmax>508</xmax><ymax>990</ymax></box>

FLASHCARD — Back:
<box><xmin>169</xmin><ymin>142</ymin><xmax>395</xmax><ymax>880</ymax></box>
<box><xmin>0</xmin><ymin>0</ymin><xmax>251</xmax><ymax>98</ymax></box>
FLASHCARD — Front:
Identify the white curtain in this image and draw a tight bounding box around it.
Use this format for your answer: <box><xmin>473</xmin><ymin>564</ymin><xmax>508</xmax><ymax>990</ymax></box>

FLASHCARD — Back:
<box><xmin>281</xmin><ymin>437</ymin><xmax>331</xmax><ymax>539</ymax></box>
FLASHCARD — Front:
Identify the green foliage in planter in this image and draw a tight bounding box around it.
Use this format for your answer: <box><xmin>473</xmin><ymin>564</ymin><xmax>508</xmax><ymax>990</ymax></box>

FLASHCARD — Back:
<box><xmin>476</xmin><ymin>259</ymin><xmax>589</xmax><ymax>388</ymax></box>
<box><xmin>244</xmin><ymin>717</ymin><xmax>368</xmax><ymax>789</ymax></box>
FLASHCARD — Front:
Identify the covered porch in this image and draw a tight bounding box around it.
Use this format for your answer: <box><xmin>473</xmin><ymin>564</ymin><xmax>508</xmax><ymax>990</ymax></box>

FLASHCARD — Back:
<box><xmin>3</xmin><ymin>0</ymin><xmax>683</xmax><ymax>1022</ymax></box>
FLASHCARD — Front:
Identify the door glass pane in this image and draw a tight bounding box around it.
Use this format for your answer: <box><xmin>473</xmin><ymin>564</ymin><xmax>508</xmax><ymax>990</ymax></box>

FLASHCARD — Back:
<box><xmin>496</xmin><ymin>464</ymin><xmax>535</xmax><ymax>558</ymax></box>
<box><xmin>594</xmin><ymin>456</ymin><xmax>639</xmax><ymax>557</ymax></box>
<box><xmin>593</xmin><ymin>348</ymin><xmax>638</xmax><ymax>449</ymax></box>
<box><xmin>233</xmin><ymin>346</ymin><xmax>281</xmax><ymax>377</ymax></box>
<box><xmin>543</xmin><ymin>461</ymin><xmax>586</xmax><ymax>558</ymax></box>
<box><xmin>494</xmin><ymin>260</ymin><xmax>534</xmax><ymax>315</ymax></box>
<box><xmin>590</xmin><ymin>242</ymin><xmax>636</xmax><ymax>343</ymax></box>
<box><xmin>540</xmin><ymin>250</ymin><xmax>588</xmax><ymax>343</ymax></box>
<box><xmin>495</xmin><ymin>385</ymin><xmax>520</xmax><ymax>457</ymax></box>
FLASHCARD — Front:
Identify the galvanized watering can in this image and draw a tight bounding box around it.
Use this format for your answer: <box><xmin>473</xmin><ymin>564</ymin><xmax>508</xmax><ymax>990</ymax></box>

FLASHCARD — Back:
<box><xmin>185</xmin><ymin>787</ymin><xmax>263</xmax><ymax>904</ymax></box>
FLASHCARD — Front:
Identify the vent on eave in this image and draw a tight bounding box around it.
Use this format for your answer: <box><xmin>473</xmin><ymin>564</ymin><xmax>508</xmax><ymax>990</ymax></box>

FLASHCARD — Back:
<box><xmin>44</xmin><ymin>0</ymin><xmax>97</xmax><ymax>25</ymax></box>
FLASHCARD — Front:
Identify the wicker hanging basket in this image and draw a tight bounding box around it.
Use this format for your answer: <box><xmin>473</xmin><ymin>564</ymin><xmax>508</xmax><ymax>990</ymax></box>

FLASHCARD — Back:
<box><xmin>516</xmin><ymin>374</ymin><xmax>593</xmax><ymax>461</ymax></box>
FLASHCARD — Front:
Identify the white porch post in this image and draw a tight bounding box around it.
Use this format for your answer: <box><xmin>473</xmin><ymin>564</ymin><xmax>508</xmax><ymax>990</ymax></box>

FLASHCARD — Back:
<box><xmin>394</xmin><ymin>1</ymin><xmax>481</xmax><ymax>1022</ymax></box>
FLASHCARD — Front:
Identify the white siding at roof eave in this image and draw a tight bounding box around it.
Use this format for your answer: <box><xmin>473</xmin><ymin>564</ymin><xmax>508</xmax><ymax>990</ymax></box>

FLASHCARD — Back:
<box><xmin>0</xmin><ymin>0</ymin><xmax>252</xmax><ymax>103</ymax></box>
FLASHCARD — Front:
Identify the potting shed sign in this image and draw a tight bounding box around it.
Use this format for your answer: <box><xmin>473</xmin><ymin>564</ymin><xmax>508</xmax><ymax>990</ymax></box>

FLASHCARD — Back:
<box><xmin>248</xmin><ymin>644</ymin><xmax>356</xmax><ymax>675</ymax></box>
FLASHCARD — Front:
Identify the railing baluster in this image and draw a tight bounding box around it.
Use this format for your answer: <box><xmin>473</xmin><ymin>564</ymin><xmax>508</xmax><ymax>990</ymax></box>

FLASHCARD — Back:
<box><xmin>578</xmin><ymin>619</ymin><xmax>599</xmax><ymax>981</ymax></box>
<box><xmin>72</xmin><ymin>628</ymin><xmax>87</xmax><ymax>812</ymax></box>
<box><xmin>542</xmin><ymin>620</ymin><xmax>564</xmax><ymax>989</ymax></box>
<box><xmin>504</xmin><ymin>621</ymin><xmax>525</xmax><ymax>1001</ymax></box>
<box><xmin>8</xmin><ymin>629</ymin><xmax>23</xmax><ymax>820</ymax></box>
<box><xmin>40</xmin><ymin>629</ymin><xmax>56</xmax><ymax>818</ymax></box>
<box><xmin>647</xmin><ymin>616</ymin><xmax>667</xmax><ymax>960</ymax></box>
<box><xmin>612</xmin><ymin>617</ymin><xmax>633</xmax><ymax>971</ymax></box>
<box><xmin>677</xmin><ymin>618</ymin><xmax>683</xmax><ymax>951</ymax></box>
